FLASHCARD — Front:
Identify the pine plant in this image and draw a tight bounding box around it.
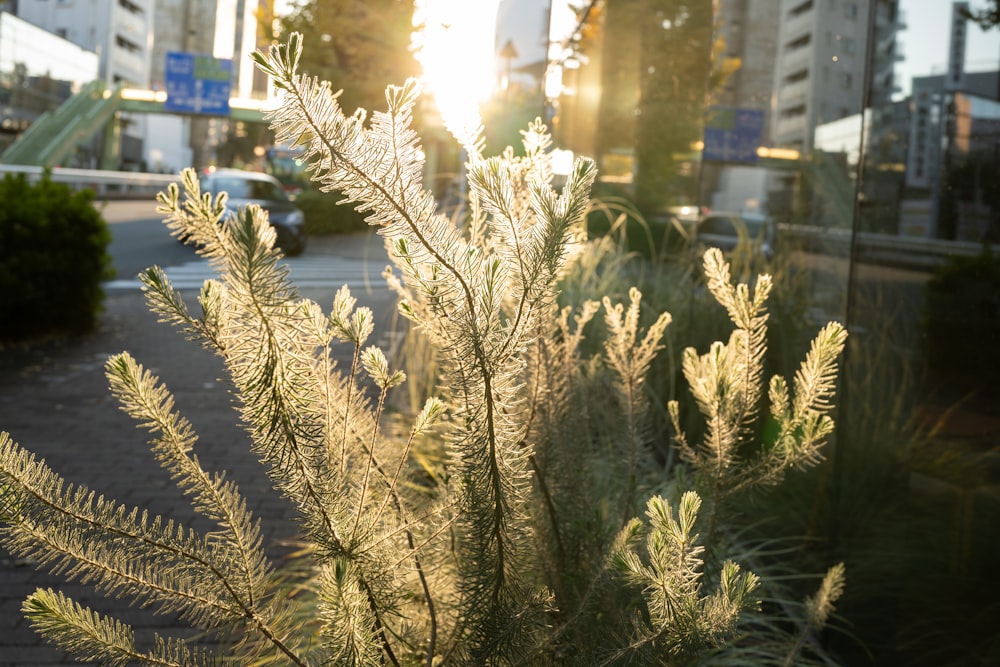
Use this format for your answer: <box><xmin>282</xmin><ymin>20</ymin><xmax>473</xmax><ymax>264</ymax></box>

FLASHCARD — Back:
<box><xmin>1</xmin><ymin>33</ymin><xmax>849</xmax><ymax>665</ymax></box>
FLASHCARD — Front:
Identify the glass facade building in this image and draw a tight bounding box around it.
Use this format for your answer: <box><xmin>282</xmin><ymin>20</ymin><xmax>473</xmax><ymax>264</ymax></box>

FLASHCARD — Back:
<box><xmin>0</xmin><ymin>12</ymin><xmax>98</xmax><ymax>151</ymax></box>
<box><xmin>543</xmin><ymin>1</ymin><xmax>999</xmax><ymax>664</ymax></box>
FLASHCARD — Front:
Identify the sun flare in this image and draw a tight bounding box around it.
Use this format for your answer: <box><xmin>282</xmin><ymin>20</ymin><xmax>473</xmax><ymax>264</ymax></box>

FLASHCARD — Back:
<box><xmin>413</xmin><ymin>0</ymin><xmax>501</xmax><ymax>142</ymax></box>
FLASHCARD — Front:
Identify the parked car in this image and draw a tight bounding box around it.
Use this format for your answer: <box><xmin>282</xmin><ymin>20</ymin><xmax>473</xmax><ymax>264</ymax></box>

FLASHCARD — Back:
<box><xmin>199</xmin><ymin>168</ymin><xmax>307</xmax><ymax>256</ymax></box>
<box><xmin>694</xmin><ymin>210</ymin><xmax>775</xmax><ymax>260</ymax></box>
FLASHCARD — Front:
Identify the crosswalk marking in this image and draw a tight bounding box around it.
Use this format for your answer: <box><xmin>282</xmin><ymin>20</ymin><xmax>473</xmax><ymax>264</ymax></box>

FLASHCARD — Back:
<box><xmin>105</xmin><ymin>255</ymin><xmax>391</xmax><ymax>291</ymax></box>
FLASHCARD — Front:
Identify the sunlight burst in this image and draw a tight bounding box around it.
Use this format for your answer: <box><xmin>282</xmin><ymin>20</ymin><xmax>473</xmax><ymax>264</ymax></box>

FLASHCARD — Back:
<box><xmin>413</xmin><ymin>0</ymin><xmax>501</xmax><ymax>143</ymax></box>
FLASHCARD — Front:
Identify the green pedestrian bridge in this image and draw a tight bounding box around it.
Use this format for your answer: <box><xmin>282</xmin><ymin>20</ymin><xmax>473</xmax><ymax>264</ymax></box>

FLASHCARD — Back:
<box><xmin>0</xmin><ymin>81</ymin><xmax>268</xmax><ymax>169</ymax></box>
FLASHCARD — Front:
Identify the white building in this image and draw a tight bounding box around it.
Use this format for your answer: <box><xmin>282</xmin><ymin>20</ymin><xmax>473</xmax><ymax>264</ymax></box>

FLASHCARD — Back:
<box><xmin>15</xmin><ymin>0</ymin><xmax>153</xmax><ymax>87</ymax></box>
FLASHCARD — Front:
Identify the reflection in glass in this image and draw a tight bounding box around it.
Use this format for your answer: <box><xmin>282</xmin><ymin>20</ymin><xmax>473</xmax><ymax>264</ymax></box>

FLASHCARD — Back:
<box><xmin>0</xmin><ymin>13</ymin><xmax>98</xmax><ymax>154</ymax></box>
<box><xmin>554</xmin><ymin>0</ymin><xmax>999</xmax><ymax>663</ymax></box>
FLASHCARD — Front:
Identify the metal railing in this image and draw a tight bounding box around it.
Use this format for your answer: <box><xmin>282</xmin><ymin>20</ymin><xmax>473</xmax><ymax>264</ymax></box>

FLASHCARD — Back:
<box><xmin>0</xmin><ymin>165</ymin><xmax>179</xmax><ymax>198</ymax></box>
<box><xmin>1</xmin><ymin>165</ymin><xmax>994</xmax><ymax>271</ymax></box>
<box><xmin>779</xmin><ymin>224</ymin><xmax>998</xmax><ymax>270</ymax></box>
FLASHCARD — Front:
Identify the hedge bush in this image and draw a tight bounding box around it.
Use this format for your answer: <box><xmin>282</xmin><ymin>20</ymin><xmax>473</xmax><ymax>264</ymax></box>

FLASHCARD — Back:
<box><xmin>0</xmin><ymin>172</ymin><xmax>113</xmax><ymax>343</ymax></box>
<box><xmin>294</xmin><ymin>188</ymin><xmax>369</xmax><ymax>236</ymax></box>
<box><xmin>922</xmin><ymin>246</ymin><xmax>1000</xmax><ymax>389</ymax></box>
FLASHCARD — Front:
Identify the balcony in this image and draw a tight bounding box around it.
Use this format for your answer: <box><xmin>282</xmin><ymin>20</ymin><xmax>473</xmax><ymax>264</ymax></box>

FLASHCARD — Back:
<box><xmin>775</xmin><ymin>113</ymin><xmax>808</xmax><ymax>140</ymax></box>
<box><xmin>111</xmin><ymin>45</ymin><xmax>146</xmax><ymax>83</ymax></box>
<box><xmin>782</xmin><ymin>46</ymin><xmax>813</xmax><ymax>73</ymax></box>
<box><xmin>779</xmin><ymin>78</ymin><xmax>810</xmax><ymax>107</ymax></box>
<box><xmin>116</xmin><ymin>14</ymin><xmax>144</xmax><ymax>37</ymax></box>
<box><xmin>784</xmin><ymin>6</ymin><xmax>814</xmax><ymax>45</ymax></box>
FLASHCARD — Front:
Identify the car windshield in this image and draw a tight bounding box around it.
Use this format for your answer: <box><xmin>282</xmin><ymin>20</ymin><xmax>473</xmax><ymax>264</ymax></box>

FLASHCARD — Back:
<box><xmin>212</xmin><ymin>176</ymin><xmax>288</xmax><ymax>202</ymax></box>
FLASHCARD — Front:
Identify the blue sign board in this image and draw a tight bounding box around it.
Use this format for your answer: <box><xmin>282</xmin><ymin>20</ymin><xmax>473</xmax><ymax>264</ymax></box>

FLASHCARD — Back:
<box><xmin>702</xmin><ymin>106</ymin><xmax>766</xmax><ymax>163</ymax></box>
<box><xmin>164</xmin><ymin>52</ymin><xmax>232</xmax><ymax>115</ymax></box>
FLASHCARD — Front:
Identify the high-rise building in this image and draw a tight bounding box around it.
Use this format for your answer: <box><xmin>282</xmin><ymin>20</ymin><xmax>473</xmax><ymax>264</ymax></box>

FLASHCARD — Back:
<box><xmin>715</xmin><ymin>0</ymin><xmax>780</xmax><ymax>129</ymax></box>
<box><xmin>707</xmin><ymin>0</ymin><xmax>780</xmax><ymax>212</ymax></box>
<box><xmin>772</xmin><ymin>0</ymin><xmax>901</xmax><ymax>152</ymax></box>
<box><xmin>147</xmin><ymin>0</ymin><xmax>273</xmax><ymax>171</ymax></box>
<box><xmin>148</xmin><ymin>0</ymin><xmax>271</xmax><ymax>102</ymax></box>
<box><xmin>15</xmin><ymin>0</ymin><xmax>153</xmax><ymax>88</ymax></box>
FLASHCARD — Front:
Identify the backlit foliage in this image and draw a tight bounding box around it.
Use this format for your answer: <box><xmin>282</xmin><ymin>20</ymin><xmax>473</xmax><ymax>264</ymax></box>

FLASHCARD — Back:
<box><xmin>0</xmin><ymin>32</ymin><xmax>848</xmax><ymax>666</ymax></box>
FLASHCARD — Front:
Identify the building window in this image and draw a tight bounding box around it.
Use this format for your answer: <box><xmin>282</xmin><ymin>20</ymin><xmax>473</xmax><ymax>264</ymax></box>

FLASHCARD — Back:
<box><xmin>788</xmin><ymin>34</ymin><xmax>811</xmax><ymax>51</ymax></box>
<box><xmin>845</xmin><ymin>2</ymin><xmax>858</xmax><ymax>18</ymax></box>
<box><xmin>790</xmin><ymin>1</ymin><xmax>814</xmax><ymax>18</ymax></box>
<box><xmin>119</xmin><ymin>0</ymin><xmax>143</xmax><ymax>14</ymax></box>
<box><xmin>116</xmin><ymin>35</ymin><xmax>140</xmax><ymax>53</ymax></box>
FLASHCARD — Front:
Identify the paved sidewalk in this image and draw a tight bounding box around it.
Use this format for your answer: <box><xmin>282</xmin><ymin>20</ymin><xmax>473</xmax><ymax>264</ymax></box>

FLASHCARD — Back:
<box><xmin>0</xmin><ymin>233</ymin><xmax>395</xmax><ymax>665</ymax></box>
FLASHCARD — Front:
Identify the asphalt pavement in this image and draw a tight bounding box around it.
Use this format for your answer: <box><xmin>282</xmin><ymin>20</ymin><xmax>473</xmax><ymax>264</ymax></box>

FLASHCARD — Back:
<box><xmin>0</xmin><ymin>232</ymin><xmax>395</xmax><ymax>666</ymax></box>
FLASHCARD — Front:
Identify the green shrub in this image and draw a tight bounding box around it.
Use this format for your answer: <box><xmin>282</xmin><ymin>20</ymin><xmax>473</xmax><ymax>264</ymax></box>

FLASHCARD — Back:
<box><xmin>295</xmin><ymin>188</ymin><xmax>369</xmax><ymax>236</ymax></box>
<box><xmin>923</xmin><ymin>246</ymin><xmax>1000</xmax><ymax>388</ymax></box>
<box><xmin>0</xmin><ymin>172</ymin><xmax>114</xmax><ymax>343</ymax></box>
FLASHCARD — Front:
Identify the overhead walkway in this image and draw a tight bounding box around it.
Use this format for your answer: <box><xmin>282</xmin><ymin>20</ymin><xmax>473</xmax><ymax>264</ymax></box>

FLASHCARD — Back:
<box><xmin>1</xmin><ymin>81</ymin><xmax>268</xmax><ymax>169</ymax></box>
<box><xmin>2</xmin><ymin>80</ymin><xmax>122</xmax><ymax>167</ymax></box>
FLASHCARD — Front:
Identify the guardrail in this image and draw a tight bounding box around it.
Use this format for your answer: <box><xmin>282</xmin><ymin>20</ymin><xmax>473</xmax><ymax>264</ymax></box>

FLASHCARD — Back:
<box><xmin>2</xmin><ymin>164</ymin><xmax>996</xmax><ymax>270</ymax></box>
<box><xmin>0</xmin><ymin>165</ymin><xmax>179</xmax><ymax>199</ymax></box>
<box><xmin>779</xmin><ymin>224</ymin><xmax>998</xmax><ymax>270</ymax></box>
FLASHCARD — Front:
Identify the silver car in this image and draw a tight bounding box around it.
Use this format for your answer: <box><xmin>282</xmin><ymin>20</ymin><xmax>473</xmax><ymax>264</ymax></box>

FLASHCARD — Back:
<box><xmin>695</xmin><ymin>211</ymin><xmax>775</xmax><ymax>260</ymax></box>
<box><xmin>200</xmin><ymin>168</ymin><xmax>307</xmax><ymax>256</ymax></box>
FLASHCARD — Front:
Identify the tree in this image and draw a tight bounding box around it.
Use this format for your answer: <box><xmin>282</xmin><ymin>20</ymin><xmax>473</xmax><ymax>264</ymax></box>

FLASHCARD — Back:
<box><xmin>962</xmin><ymin>1</ymin><xmax>1000</xmax><ymax>30</ymax></box>
<box><xmin>277</xmin><ymin>0</ymin><xmax>419</xmax><ymax>115</ymax></box>
<box><xmin>632</xmin><ymin>0</ymin><xmax>715</xmax><ymax>214</ymax></box>
<box><xmin>566</xmin><ymin>0</ymin><xmax>732</xmax><ymax>216</ymax></box>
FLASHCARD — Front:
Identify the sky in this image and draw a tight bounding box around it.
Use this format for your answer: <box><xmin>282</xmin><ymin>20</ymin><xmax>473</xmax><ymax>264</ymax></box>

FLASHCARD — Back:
<box><xmin>897</xmin><ymin>0</ymin><xmax>1000</xmax><ymax>96</ymax></box>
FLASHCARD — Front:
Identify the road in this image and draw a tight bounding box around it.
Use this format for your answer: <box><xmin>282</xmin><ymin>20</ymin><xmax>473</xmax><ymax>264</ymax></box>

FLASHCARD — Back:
<box><xmin>101</xmin><ymin>200</ymin><xmax>192</xmax><ymax>282</ymax></box>
<box><xmin>101</xmin><ymin>200</ymin><xmax>395</xmax><ymax>298</ymax></box>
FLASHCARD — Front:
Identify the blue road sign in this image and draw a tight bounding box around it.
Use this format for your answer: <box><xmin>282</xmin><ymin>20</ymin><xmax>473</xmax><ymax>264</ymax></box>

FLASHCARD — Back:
<box><xmin>164</xmin><ymin>52</ymin><xmax>232</xmax><ymax>115</ymax></box>
<box><xmin>702</xmin><ymin>106</ymin><xmax>766</xmax><ymax>164</ymax></box>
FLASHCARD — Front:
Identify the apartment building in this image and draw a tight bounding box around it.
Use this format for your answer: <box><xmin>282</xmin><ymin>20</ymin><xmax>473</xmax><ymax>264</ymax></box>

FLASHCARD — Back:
<box><xmin>715</xmin><ymin>0</ymin><xmax>780</xmax><ymax>127</ymax></box>
<box><xmin>707</xmin><ymin>0</ymin><xmax>780</xmax><ymax>211</ymax></box>
<box><xmin>148</xmin><ymin>0</ymin><xmax>270</xmax><ymax>101</ymax></box>
<box><xmin>147</xmin><ymin>0</ymin><xmax>273</xmax><ymax>171</ymax></box>
<box><xmin>15</xmin><ymin>0</ymin><xmax>153</xmax><ymax>88</ymax></box>
<box><xmin>772</xmin><ymin>0</ymin><xmax>901</xmax><ymax>152</ymax></box>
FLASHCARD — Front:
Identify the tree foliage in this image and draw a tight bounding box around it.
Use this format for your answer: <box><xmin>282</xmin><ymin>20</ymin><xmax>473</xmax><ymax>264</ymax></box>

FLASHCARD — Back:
<box><xmin>574</xmin><ymin>0</ymin><xmax>735</xmax><ymax>214</ymax></box>
<box><xmin>962</xmin><ymin>1</ymin><xmax>1000</xmax><ymax>30</ymax></box>
<box><xmin>276</xmin><ymin>0</ymin><xmax>419</xmax><ymax>116</ymax></box>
